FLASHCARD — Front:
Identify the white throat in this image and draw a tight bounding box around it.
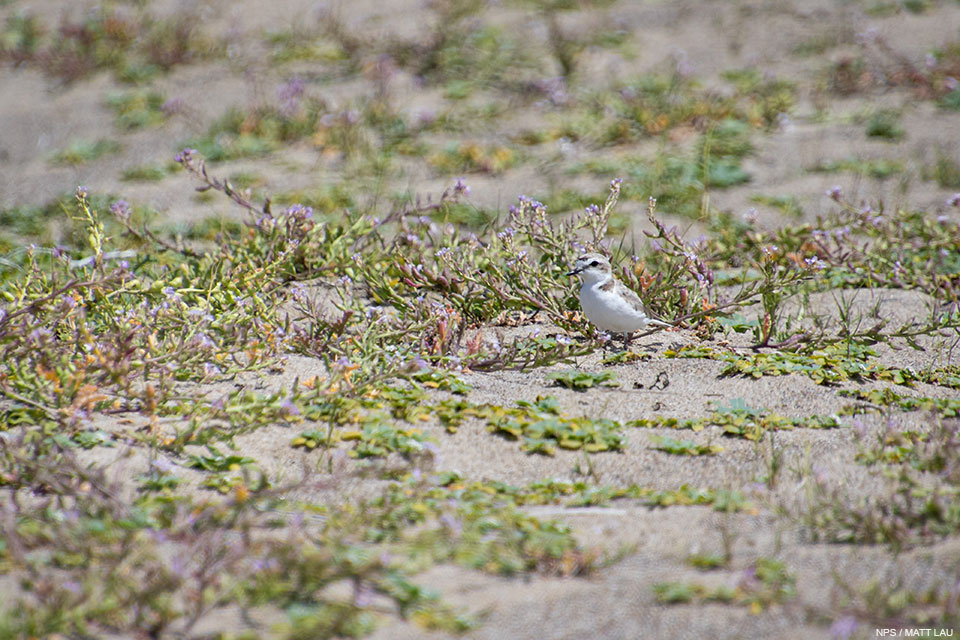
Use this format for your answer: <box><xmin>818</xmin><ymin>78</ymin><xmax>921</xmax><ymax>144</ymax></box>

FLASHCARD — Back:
<box><xmin>579</xmin><ymin>269</ymin><xmax>611</xmax><ymax>289</ymax></box>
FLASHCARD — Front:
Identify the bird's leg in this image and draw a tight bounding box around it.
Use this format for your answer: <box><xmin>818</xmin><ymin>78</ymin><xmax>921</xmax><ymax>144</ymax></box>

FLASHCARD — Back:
<box><xmin>623</xmin><ymin>332</ymin><xmax>634</xmax><ymax>350</ymax></box>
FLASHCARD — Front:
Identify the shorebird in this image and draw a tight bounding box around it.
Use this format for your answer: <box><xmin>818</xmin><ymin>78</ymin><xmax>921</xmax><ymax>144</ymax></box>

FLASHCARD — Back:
<box><xmin>566</xmin><ymin>252</ymin><xmax>671</xmax><ymax>343</ymax></box>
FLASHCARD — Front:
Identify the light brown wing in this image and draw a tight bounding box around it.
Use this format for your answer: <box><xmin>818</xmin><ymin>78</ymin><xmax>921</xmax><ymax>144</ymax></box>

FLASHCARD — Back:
<box><xmin>616</xmin><ymin>281</ymin><xmax>670</xmax><ymax>325</ymax></box>
<box><xmin>614</xmin><ymin>281</ymin><xmax>652</xmax><ymax>317</ymax></box>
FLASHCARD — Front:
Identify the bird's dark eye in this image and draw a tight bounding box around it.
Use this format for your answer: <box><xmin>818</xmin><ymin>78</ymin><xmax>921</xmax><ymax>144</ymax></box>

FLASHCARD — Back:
<box><xmin>590</xmin><ymin>260</ymin><xmax>599</xmax><ymax>267</ymax></box>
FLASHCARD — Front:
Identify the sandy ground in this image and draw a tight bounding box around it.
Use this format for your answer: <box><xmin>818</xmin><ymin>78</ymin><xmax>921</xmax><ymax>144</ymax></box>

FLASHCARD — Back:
<box><xmin>2</xmin><ymin>0</ymin><xmax>960</xmax><ymax>638</ymax></box>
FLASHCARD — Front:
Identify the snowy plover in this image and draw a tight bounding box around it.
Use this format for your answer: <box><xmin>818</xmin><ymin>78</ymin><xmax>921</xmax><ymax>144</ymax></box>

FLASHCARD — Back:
<box><xmin>566</xmin><ymin>252</ymin><xmax>671</xmax><ymax>342</ymax></box>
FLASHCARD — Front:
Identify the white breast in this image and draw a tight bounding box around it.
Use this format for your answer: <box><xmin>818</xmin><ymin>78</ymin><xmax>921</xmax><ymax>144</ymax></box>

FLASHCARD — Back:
<box><xmin>580</xmin><ymin>281</ymin><xmax>650</xmax><ymax>333</ymax></box>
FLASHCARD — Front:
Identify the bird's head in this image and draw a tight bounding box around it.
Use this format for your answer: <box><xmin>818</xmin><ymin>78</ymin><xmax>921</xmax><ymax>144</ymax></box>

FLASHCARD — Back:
<box><xmin>566</xmin><ymin>252</ymin><xmax>612</xmax><ymax>283</ymax></box>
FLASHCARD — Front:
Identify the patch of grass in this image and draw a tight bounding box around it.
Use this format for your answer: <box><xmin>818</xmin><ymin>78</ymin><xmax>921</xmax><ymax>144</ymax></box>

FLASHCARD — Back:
<box><xmin>865</xmin><ymin>109</ymin><xmax>904</xmax><ymax>141</ymax></box>
<box><xmin>827</xmin><ymin>574</ymin><xmax>960</xmax><ymax>633</ymax></box>
<box><xmin>799</xmin><ymin>417</ymin><xmax>960</xmax><ymax>550</ymax></box>
<box><xmin>547</xmin><ymin>369</ymin><xmax>618</xmax><ymax>391</ymax></box>
<box><xmin>0</xmin><ymin>191</ymin><xmax>123</xmax><ymax>242</ymax></box>
<box><xmin>351</xmin><ymin>422</ymin><xmax>431</xmax><ymax>459</ymax></box>
<box><xmin>649</xmin><ymin>434</ymin><xmax>723</xmax><ymax>456</ymax></box>
<box><xmin>273</xmin><ymin>184</ymin><xmax>356</xmax><ymax>215</ymax></box>
<box><xmin>749</xmin><ymin>194</ymin><xmax>804</xmax><ymax>218</ymax></box>
<box><xmin>631</xmin><ymin>397</ymin><xmax>840</xmax><ymax>442</ymax></box>
<box><xmin>9</xmin><ymin>5</ymin><xmax>218</xmax><ymax>83</ymax></box>
<box><xmin>264</xmin><ymin>26</ymin><xmax>347</xmax><ymax>63</ymax></box>
<box><xmin>664</xmin><ymin>343</ymin><xmax>950</xmax><ymax>388</ymax></box>
<box><xmin>581</xmin><ymin>121</ymin><xmax>754</xmax><ymax>218</ymax></box>
<box><xmin>428</xmin><ymin>141</ymin><xmax>517</xmax><ymax>175</ymax></box>
<box><xmin>654</xmin><ymin>557</ymin><xmax>795</xmax><ymax>612</ymax></box>
<box><xmin>839</xmin><ymin>388</ymin><xmax>960</xmax><ymax>418</ymax></box>
<box><xmin>120</xmin><ymin>162</ymin><xmax>173</xmax><ymax>182</ymax></box>
<box><xmin>601</xmin><ymin>350</ymin><xmax>652</xmax><ymax>365</ymax></box>
<box><xmin>686</xmin><ymin>552</ymin><xmax>727</xmax><ymax>570</ymax></box>
<box><xmin>0</xmin><ymin>10</ymin><xmax>44</xmax><ymax>63</ymax></box>
<box><xmin>394</xmin><ymin>18</ymin><xmax>536</xmax><ymax>96</ymax></box>
<box><xmin>720</xmin><ymin>69</ymin><xmax>796</xmax><ymax>128</ymax></box>
<box><xmin>186</xmin><ymin>446</ymin><xmax>257</xmax><ymax>471</ymax></box>
<box><xmin>792</xmin><ymin>27</ymin><xmax>850</xmax><ymax>57</ymax></box>
<box><xmin>922</xmin><ymin>150</ymin><xmax>960</xmax><ymax>189</ymax></box>
<box><xmin>901</xmin><ymin>0</ymin><xmax>931</xmax><ymax>13</ymax></box>
<box><xmin>487</xmin><ymin>396</ymin><xmax>627</xmax><ymax>455</ymax></box>
<box><xmin>940</xmin><ymin>88</ymin><xmax>960</xmax><ymax>111</ymax></box>
<box><xmin>50</xmin><ymin>138</ymin><xmax>122</xmax><ymax>165</ymax></box>
<box><xmin>105</xmin><ymin>89</ymin><xmax>168</xmax><ymax>129</ymax></box>
<box><xmin>809</xmin><ymin>156</ymin><xmax>904</xmax><ymax>180</ymax></box>
<box><xmin>435</xmin><ymin>475</ymin><xmax>750</xmax><ymax>512</ymax></box>
<box><xmin>433</xmin><ymin>202</ymin><xmax>498</xmax><ymax>226</ymax></box>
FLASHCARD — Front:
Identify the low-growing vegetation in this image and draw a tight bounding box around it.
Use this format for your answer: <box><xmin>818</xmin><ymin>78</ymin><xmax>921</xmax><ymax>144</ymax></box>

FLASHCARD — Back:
<box><xmin>3</xmin><ymin>0</ymin><xmax>960</xmax><ymax>637</ymax></box>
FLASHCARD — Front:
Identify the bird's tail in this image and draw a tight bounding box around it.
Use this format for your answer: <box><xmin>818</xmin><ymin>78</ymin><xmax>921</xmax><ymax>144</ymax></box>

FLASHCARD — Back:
<box><xmin>647</xmin><ymin>318</ymin><xmax>673</xmax><ymax>328</ymax></box>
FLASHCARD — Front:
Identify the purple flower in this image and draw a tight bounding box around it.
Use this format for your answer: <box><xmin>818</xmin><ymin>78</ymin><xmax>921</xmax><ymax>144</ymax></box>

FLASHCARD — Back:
<box><xmin>279</xmin><ymin>399</ymin><xmax>301</xmax><ymax>418</ymax></box>
<box><xmin>739</xmin><ymin>565</ymin><xmax>759</xmax><ymax>591</ymax></box>
<box><xmin>672</xmin><ymin>49</ymin><xmax>692</xmax><ymax>77</ymax></box>
<box><xmin>804</xmin><ymin>256</ymin><xmax>825</xmax><ymax>271</ymax></box>
<box><xmin>75</xmin><ymin>186</ymin><xmax>88</xmax><ymax>199</ymax></box>
<box><xmin>852</xmin><ymin>416</ymin><xmax>867</xmax><ymax>439</ymax></box>
<box><xmin>947</xmin><ymin>193</ymin><xmax>960</xmax><ymax>207</ymax></box>
<box><xmin>278</xmin><ymin>76</ymin><xmax>305</xmax><ymax>116</ymax></box>
<box><xmin>828</xmin><ymin>616</ymin><xmax>859</xmax><ymax>639</ymax></box>
<box><xmin>251</xmin><ymin>557</ymin><xmax>278</xmax><ymax>572</ymax></box>
<box><xmin>286</xmin><ymin>204</ymin><xmax>313</xmax><ymax>219</ymax></box>
<box><xmin>161</xmin><ymin>97</ymin><xmax>185</xmax><ymax>116</ymax></box>
<box><xmin>278</xmin><ymin>76</ymin><xmax>305</xmax><ymax>101</ymax></box>
<box><xmin>585</xmin><ymin>204</ymin><xmax>600</xmax><ymax>215</ymax></box>
<box><xmin>110</xmin><ymin>199</ymin><xmax>131</xmax><ymax>220</ymax></box>
<box><xmin>192</xmin><ymin>333</ymin><xmax>216</xmax><ymax>349</ymax></box>
<box><xmin>174</xmin><ymin>147</ymin><xmax>197</xmax><ymax>163</ymax></box>
<box><xmin>453</xmin><ymin>177</ymin><xmax>470</xmax><ymax>196</ymax></box>
<box><xmin>826</xmin><ymin>185</ymin><xmax>843</xmax><ymax>202</ymax></box>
